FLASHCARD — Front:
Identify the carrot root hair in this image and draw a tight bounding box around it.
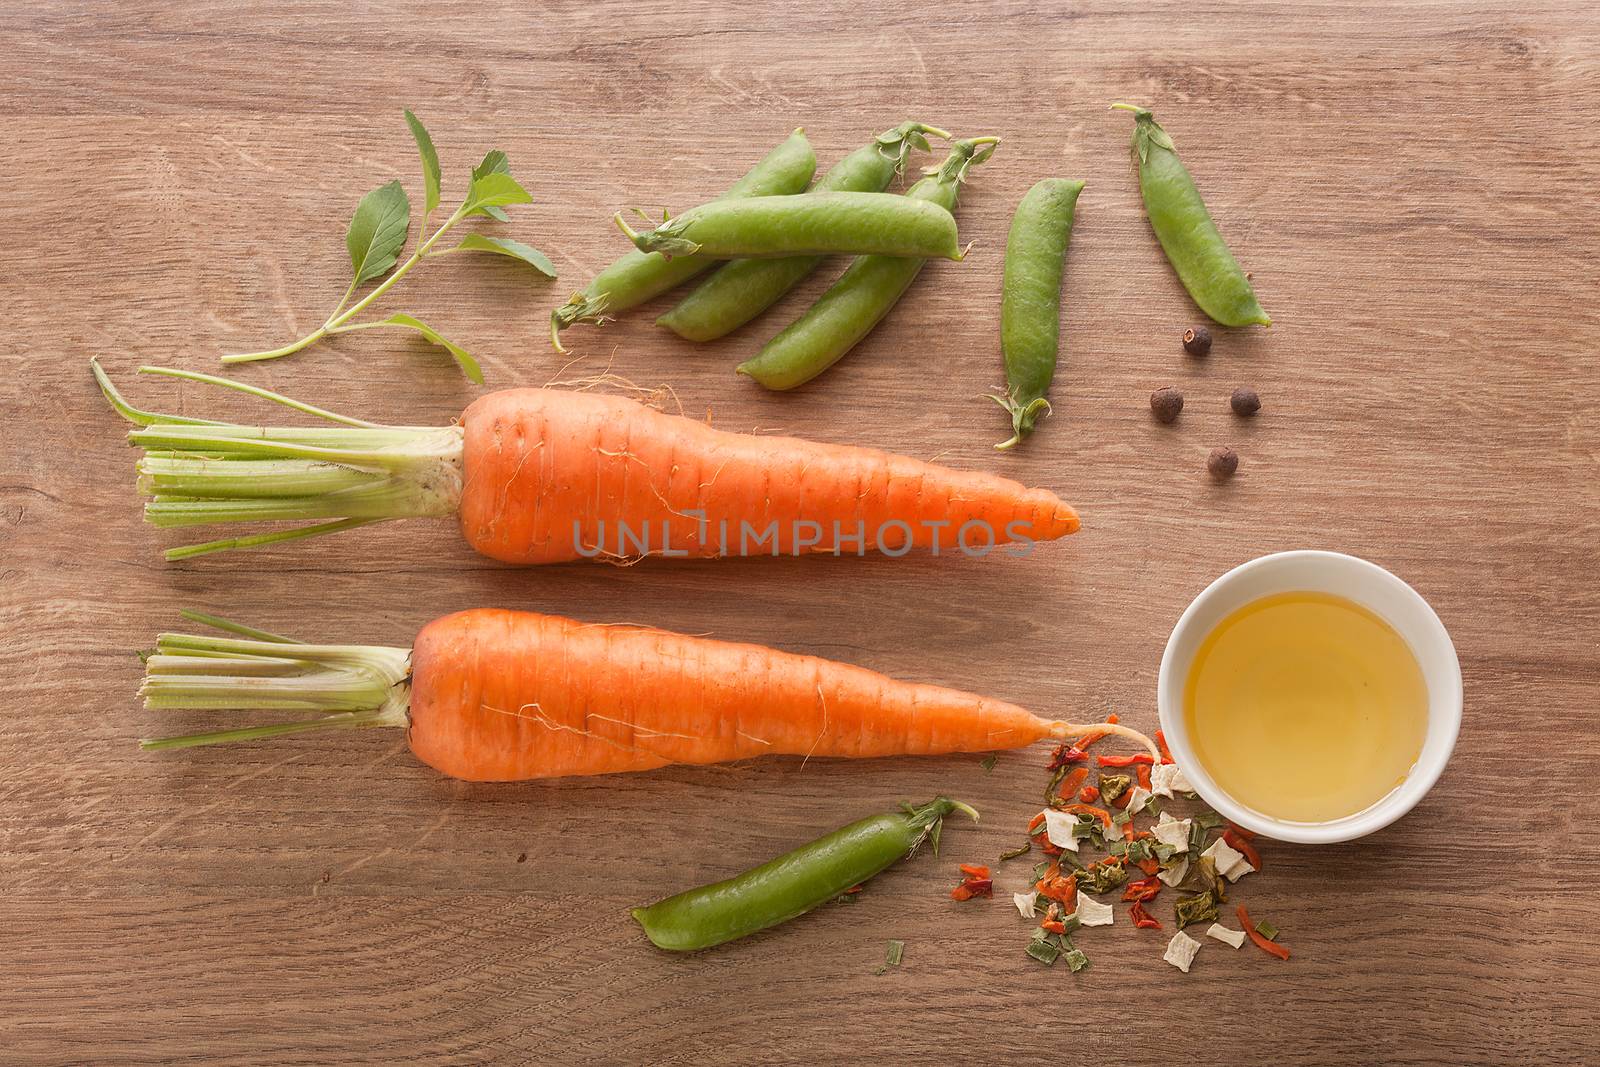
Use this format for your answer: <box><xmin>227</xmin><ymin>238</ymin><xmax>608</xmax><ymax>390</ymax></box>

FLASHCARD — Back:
<box><xmin>1047</xmin><ymin>720</ymin><xmax>1160</xmax><ymax>760</ymax></box>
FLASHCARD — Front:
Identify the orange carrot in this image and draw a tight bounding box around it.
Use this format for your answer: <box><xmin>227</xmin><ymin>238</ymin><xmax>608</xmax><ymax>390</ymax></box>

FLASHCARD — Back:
<box><xmin>138</xmin><ymin>608</ymin><xmax>1160</xmax><ymax>781</ymax></box>
<box><xmin>99</xmin><ymin>364</ymin><xmax>1080</xmax><ymax>563</ymax></box>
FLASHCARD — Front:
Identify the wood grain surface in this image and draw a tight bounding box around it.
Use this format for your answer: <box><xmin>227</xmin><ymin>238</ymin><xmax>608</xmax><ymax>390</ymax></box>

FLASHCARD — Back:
<box><xmin>4</xmin><ymin>1</ymin><xmax>1598</xmax><ymax>1063</ymax></box>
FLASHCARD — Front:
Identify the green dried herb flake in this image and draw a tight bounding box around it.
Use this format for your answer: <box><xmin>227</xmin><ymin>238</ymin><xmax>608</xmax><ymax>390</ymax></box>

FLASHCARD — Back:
<box><xmin>1026</xmin><ymin>938</ymin><xmax>1061</xmax><ymax>966</ymax></box>
<box><xmin>1175</xmin><ymin>891</ymin><xmax>1220</xmax><ymax>929</ymax></box>
<box><xmin>1098</xmin><ymin>774</ymin><xmax>1131</xmax><ymax>803</ymax></box>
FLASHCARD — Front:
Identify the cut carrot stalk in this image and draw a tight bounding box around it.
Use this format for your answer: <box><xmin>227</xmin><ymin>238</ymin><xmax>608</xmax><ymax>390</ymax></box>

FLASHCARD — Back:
<box><xmin>1098</xmin><ymin>753</ymin><xmax>1156</xmax><ymax>767</ymax></box>
<box><xmin>136</xmin><ymin>608</ymin><xmax>1161</xmax><ymax>779</ymax></box>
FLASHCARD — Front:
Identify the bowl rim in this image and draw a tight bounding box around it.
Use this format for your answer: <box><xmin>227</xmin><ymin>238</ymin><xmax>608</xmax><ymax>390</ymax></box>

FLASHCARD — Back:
<box><xmin>1156</xmin><ymin>550</ymin><xmax>1462</xmax><ymax>844</ymax></box>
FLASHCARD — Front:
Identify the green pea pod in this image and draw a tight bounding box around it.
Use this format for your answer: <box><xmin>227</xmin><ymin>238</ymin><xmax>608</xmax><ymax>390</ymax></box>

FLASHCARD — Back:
<box><xmin>550</xmin><ymin>129</ymin><xmax>816</xmax><ymax>351</ymax></box>
<box><xmin>617</xmin><ymin>192</ymin><xmax>962</xmax><ymax>261</ymax></box>
<box><xmin>738</xmin><ymin>137</ymin><xmax>998</xmax><ymax>391</ymax></box>
<box><xmin>1113</xmin><ymin>104</ymin><xmax>1269</xmax><ymax>328</ymax></box>
<box><xmin>631</xmin><ymin>797</ymin><xmax>977</xmax><ymax>952</ymax></box>
<box><xmin>994</xmin><ymin>178</ymin><xmax>1085</xmax><ymax>450</ymax></box>
<box><xmin>657</xmin><ymin>122</ymin><xmax>950</xmax><ymax>342</ymax></box>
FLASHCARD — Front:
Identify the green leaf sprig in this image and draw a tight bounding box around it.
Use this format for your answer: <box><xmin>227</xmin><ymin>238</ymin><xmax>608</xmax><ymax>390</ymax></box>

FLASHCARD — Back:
<box><xmin>221</xmin><ymin>110</ymin><xmax>556</xmax><ymax>383</ymax></box>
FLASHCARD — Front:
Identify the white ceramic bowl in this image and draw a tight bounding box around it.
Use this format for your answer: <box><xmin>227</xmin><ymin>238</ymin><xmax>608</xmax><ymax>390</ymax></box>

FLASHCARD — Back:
<box><xmin>1156</xmin><ymin>551</ymin><xmax>1461</xmax><ymax>844</ymax></box>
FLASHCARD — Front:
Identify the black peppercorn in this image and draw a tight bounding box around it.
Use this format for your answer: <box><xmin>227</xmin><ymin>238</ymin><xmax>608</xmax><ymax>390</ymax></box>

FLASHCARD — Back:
<box><xmin>1150</xmin><ymin>386</ymin><xmax>1184</xmax><ymax>424</ymax></box>
<box><xmin>1183</xmin><ymin>326</ymin><xmax>1212</xmax><ymax>357</ymax></box>
<box><xmin>1208</xmin><ymin>446</ymin><xmax>1239</xmax><ymax>480</ymax></box>
<box><xmin>1230</xmin><ymin>387</ymin><xmax>1261</xmax><ymax>416</ymax></box>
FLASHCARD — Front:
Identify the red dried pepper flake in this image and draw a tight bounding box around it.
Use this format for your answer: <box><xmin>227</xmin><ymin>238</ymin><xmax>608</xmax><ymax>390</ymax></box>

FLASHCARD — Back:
<box><xmin>1154</xmin><ymin>729</ymin><xmax>1176</xmax><ymax>765</ymax></box>
<box><xmin>1036</xmin><ymin>870</ymin><xmax>1075</xmax><ymax>908</ymax></box>
<box><xmin>1035</xmin><ymin>873</ymin><xmax>1078</xmax><ymax>905</ymax></box>
<box><xmin>1097</xmin><ymin>753</ymin><xmax>1156</xmax><ymax>768</ymax></box>
<box><xmin>1135</xmin><ymin>763</ymin><xmax>1152</xmax><ymax>791</ymax></box>
<box><xmin>1040</xmin><ymin>918</ymin><xmax>1068</xmax><ymax>934</ymax></box>
<box><xmin>1078</xmin><ymin>785</ymin><xmax>1100</xmax><ymax>803</ymax></box>
<box><xmin>1123</xmin><ymin>875</ymin><xmax>1162</xmax><ymax>902</ymax></box>
<box><xmin>950</xmin><ymin>879</ymin><xmax>993</xmax><ymax>901</ymax></box>
<box><xmin>1130</xmin><ymin>901</ymin><xmax>1162</xmax><ymax>929</ymax></box>
<box><xmin>1224</xmin><ymin>829</ymin><xmax>1263</xmax><ymax>871</ymax></box>
<box><xmin>950</xmin><ymin>864</ymin><xmax>993</xmax><ymax>901</ymax></box>
<box><xmin>1027</xmin><ymin>813</ymin><xmax>1063</xmax><ymax>856</ymax></box>
<box><xmin>1048</xmin><ymin>744</ymin><xmax>1088</xmax><ymax>769</ymax></box>
<box><xmin>1137</xmin><ymin>858</ymin><xmax>1160</xmax><ymax>876</ymax></box>
<box><xmin>1060</xmin><ymin>803</ymin><xmax>1113</xmax><ymax>829</ymax></box>
<box><xmin>1057</xmin><ymin>766</ymin><xmax>1090</xmax><ymax>801</ymax></box>
<box><xmin>1238</xmin><ymin>904</ymin><xmax>1291</xmax><ymax>961</ymax></box>
<box><xmin>1226</xmin><ymin>822</ymin><xmax>1258</xmax><ymax>842</ymax></box>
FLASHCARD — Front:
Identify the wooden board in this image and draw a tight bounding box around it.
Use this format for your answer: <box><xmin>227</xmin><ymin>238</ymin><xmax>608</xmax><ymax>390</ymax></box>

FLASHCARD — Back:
<box><xmin>4</xmin><ymin>1</ymin><xmax>1598</xmax><ymax>1062</ymax></box>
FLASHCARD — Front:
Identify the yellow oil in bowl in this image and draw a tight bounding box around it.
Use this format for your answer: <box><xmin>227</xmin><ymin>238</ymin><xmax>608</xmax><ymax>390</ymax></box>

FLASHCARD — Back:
<box><xmin>1183</xmin><ymin>591</ymin><xmax>1428</xmax><ymax>824</ymax></box>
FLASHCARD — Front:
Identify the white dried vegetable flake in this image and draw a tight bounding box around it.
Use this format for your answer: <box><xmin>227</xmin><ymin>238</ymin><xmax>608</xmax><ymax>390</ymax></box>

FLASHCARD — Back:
<box><xmin>1151</xmin><ymin>816</ymin><xmax>1191</xmax><ymax>853</ymax></box>
<box><xmin>1163</xmin><ymin>930</ymin><xmax>1203</xmax><ymax>973</ymax></box>
<box><xmin>1158</xmin><ymin>856</ymin><xmax>1189</xmax><ymax>887</ymax></box>
<box><xmin>1074</xmin><ymin>892</ymin><xmax>1114</xmax><ymax>927</ymax></box>
<box><xmin>1201</xmin><ymin>837</ymin><xmax>1253</xmax><ymax>882</ymax></box>
<box><xmin>1013</xmin><ymin>891</ymin><xmax>1039</xmax><ymax>919</ymax></box>
<box><xmin>1150</xmin><ymin>762</ymin><xmax>1193</xmax><ymax>797</ymax></box>
<box><xmin>1041</xmin><ymin>808</ymin><xmax>1081</xmax><ymax>852</ymax></box>
<box><xmin>1206</xmin><ymin>923</ymin><xmax>1247</xmax><ymax>948</ymax></box>
<box><xmin>1125</xmin><ymin>786</ymin><xmax>1152</xmax><ymax>814</ymax></box>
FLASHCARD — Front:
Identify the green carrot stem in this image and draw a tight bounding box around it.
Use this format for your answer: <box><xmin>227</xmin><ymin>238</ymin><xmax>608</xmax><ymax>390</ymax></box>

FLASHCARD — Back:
<box><xmin>179</xmin><ymin>610</ymin><xmax>299</xmax><ymax>643</ymax></box>
<box><xmin>140</xmin><ymin>709</ymin><xmax>403</xmax><ymax>752</ymax></box>
<box><xmin>164</xmin><ymin>518</ymin><xmax>384</xmax><ymax>561</ymax></box>
<box><xmin>92</xmin><ymin>359</ymin><xmax>222</xmax><ymax>428</ymax></box>
<box><xmin>138</xmin><ymin>366</ymin><xmax>382</xmax><ymax>427</ymax></box>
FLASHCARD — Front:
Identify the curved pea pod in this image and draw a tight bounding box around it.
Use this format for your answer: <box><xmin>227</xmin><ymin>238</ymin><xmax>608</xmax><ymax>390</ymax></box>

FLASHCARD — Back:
<box><xmin>618</xmin><ymin>192</ymin><xmax>962</xmax><ymax>261</ymax></box>
<box><xmin>995</xmin><ymin>178</ymin><xmax>1085</xmax><ymax>449</ymax></box>
<box><xmin>1114</xmin><ymin>104</ymin><xmax>1269</xmax><ymax>328</ymax></box>
<box><xmin>550</xmin><ymin>128</ymin><xmax>816</xmax><ymax>351</ymax></box>
<box><xmin>631</xmin><ymin>797</ymin><xmax>976</xmax><ymax>952</ymax></box>
<box><xmin>657</xmin><ymin>121</ymin><xmax>950</xmax><ymax>342</ymax></box>
<box><xmin>737</xmin><ymin>137</ymin><xmax>998</xmax><ymax>391</ymax></box>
